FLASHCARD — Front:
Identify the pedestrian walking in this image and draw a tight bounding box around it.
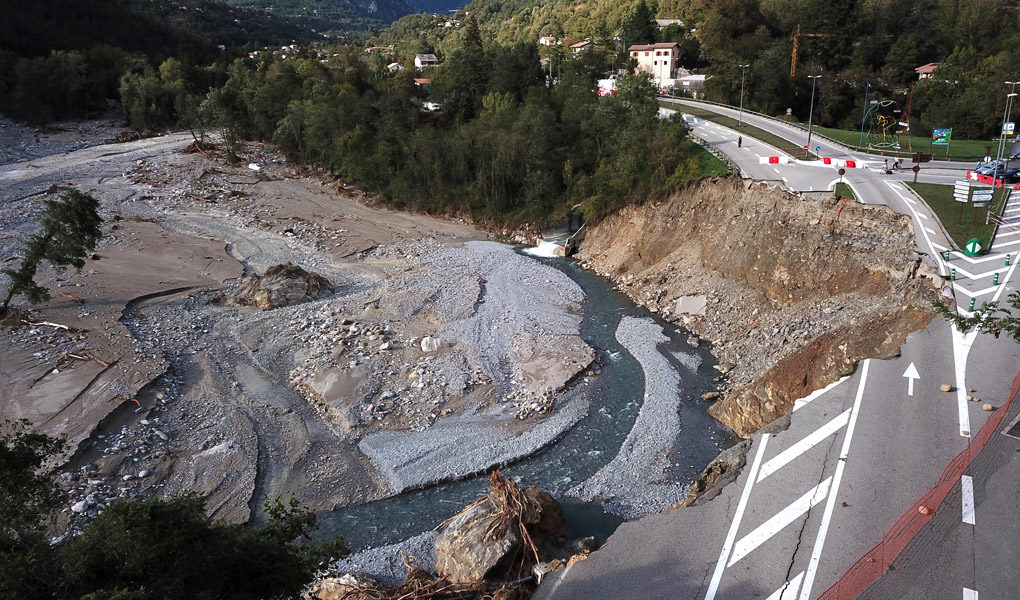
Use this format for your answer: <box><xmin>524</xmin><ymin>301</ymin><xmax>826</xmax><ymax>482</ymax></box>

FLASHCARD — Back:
<box><xmin>738</xmin><ymin>136</ymin><xmax>742</xmax><ymax>148</ymax></box>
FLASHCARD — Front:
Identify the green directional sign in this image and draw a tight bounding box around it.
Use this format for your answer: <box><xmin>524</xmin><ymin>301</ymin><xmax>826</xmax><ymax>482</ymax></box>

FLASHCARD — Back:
<box><xmin>964</xmin><ymin>237</ymin><xmax>983</xmax><ymax>257</ymax></box>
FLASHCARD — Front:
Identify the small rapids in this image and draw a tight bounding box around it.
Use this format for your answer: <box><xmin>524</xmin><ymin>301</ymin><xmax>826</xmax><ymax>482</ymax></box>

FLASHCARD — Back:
<box><xmin>521</xmin><ymin>240</ymin><xmax>564</xmax><ymax>258</ymax></box>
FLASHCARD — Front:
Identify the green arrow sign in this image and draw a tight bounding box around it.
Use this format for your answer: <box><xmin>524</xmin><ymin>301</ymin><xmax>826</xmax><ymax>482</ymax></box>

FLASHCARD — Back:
<box><xmin>964</xmin><ymin>237</ymin><xmax>983</xmax><ymax>257</ymax></box>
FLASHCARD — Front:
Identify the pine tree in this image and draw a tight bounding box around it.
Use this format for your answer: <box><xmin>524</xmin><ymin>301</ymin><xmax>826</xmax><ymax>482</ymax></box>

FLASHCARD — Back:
<box><xmin>1</xmin><ymin>188</ymin><xmax>102</xmax><ymax>314</ymax></box>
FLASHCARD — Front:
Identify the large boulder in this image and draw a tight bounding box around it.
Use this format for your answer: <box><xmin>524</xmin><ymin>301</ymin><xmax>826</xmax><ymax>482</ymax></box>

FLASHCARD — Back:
<box><xmin>225</xmin><ymin>262</ymin><xmax>333</xmax><ymax>309</ymax></box>
<box><xmin>434</xmin><ymin>473</ymin><xmax>565</xmax><ymax>584</ymax></box>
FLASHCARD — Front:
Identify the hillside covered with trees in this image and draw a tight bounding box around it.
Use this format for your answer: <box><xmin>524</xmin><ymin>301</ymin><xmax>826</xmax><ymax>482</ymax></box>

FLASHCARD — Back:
<box><xmin>0</xmin><ymin>0</ymin><xmax>312</xmax><ymax>123</ymax></box>
<box><xmin>376</xmin><ymin>0</ymin><xmax>1020</xmax><ymax>139</ymax></box>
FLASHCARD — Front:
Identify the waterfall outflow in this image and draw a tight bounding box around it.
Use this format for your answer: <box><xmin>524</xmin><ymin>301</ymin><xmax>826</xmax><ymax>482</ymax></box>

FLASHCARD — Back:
<box><xmin>522</xmin><ymin>241</ymin><xmax>563</xmax><ymax>258</ymax></box>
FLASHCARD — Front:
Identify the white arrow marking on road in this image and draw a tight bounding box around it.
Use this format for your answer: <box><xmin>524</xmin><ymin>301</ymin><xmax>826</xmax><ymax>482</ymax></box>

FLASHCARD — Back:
<box><xmin>903</xmin><ymin>362</ymin><xmax>920</xmax><ymax>396</ymax></box>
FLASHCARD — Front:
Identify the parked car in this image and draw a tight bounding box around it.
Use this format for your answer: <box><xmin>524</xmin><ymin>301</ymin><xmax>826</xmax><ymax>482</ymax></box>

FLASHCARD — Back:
<box><xmin>421</xmin><ymin>101</ymin><xmax>441</xmax><ymax>111</ymax></box>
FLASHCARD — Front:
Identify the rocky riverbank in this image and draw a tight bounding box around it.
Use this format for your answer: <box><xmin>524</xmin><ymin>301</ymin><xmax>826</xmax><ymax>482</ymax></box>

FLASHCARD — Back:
<box><xmin>575</xmin><ymin>178</ymin><xmax>944</xmax><ymax>437</ymax></box>
<box><xmin>0</xmin><ymin>135</ymin><xmax>594</xmax><ymax>529</ymax></box>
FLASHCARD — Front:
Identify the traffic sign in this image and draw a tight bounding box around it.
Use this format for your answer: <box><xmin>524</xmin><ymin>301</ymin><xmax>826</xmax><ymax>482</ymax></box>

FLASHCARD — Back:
<box><xmin>1004</xmin><ymin>122</ymin><xmax>1015</xmax><ymax>135</ymax></box>
<box><xmin>964</xmin><ymin>238</ymin><xmax>983</xmax><ymax>257</ymax></box>
<box><xmin>954</xmin><ymin>180</ymin><xmax>971</xmax><ymax>202</ymax></box>
<box><xmin>815</xmin><ymin>146</ymin><xmax>821</xmax><ymax>153</ymax></box>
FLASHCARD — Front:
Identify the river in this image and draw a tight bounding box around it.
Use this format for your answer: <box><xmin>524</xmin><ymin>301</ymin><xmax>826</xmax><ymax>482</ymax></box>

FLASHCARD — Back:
<box><xmin>314</xmin><ymin>252</ymin><xmax>738</xmax><ymax>550</ymax></box>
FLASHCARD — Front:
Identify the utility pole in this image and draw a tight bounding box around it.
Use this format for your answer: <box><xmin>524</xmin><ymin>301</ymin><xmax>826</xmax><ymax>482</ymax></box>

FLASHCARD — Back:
<box><xmin>738</xmin><ymin>64</ymin><xmax>750</xmax><ymax>129</ymax></box>
<box><xmin>805</xmin><ymin>75</ymin><xmax>821</xmax><ymax>158</ymax></box>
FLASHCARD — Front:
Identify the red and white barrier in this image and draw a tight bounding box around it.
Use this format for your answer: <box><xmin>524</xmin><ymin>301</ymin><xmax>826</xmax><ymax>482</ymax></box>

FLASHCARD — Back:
<box><xmin>759</xmin><ymin>156</ymin><xmax>791</xmax><ymax>165</ymax></box>
<box><xmin>966</xmin><ymin>171</ymin><xmax>1020</xmax><ymax>189</ymax></box>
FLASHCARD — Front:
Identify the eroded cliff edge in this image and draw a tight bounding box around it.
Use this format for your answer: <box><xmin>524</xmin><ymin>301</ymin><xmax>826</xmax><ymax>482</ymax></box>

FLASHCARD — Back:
<box><xmin>576</xmin><ymin>178</ymin><xmax>943</xmax><ymax>437</ymax></box>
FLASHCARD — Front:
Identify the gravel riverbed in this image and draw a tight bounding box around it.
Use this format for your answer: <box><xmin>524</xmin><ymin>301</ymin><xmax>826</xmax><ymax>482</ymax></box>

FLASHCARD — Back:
<box><xmin>569</xmin><ymin>316</ymin><xmax>690</xmax><ymax>518</ymax></box>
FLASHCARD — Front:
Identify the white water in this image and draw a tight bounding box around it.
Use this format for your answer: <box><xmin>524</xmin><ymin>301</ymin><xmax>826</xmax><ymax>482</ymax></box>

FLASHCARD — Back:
<box><xmin>522</xmin><ymin>240</ymin><xmax>563</xmax><ymax>257</ymax></box>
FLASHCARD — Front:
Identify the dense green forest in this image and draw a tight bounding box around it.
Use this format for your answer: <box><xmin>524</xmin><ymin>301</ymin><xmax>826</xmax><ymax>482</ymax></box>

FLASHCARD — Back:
<box><xmin>0</xmin><ymin>0</ymin><xmax>312</xmax><ymax>123</ymax></box>
<box><xmin>377</xmin><ymin>0</ymin><xmax>1020</xmax><ymax>139</ymax></box>
<box><xmin>153</xmin><ymin>19</ymin><xmax>707</xmax><ymax>224</ymax></box>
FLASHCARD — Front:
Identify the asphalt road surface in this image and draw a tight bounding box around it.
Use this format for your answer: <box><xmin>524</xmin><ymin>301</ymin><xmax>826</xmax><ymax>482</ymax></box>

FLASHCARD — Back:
<box><xmin>537</xmin><ymin>102</ymin><xmax>1020</xmax><ymax>600</ymax></box>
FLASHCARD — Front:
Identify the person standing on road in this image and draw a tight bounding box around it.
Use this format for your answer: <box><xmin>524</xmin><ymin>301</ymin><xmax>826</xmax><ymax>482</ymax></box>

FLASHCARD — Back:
<box><xmin>738</xmin><ymin>136</ymin><xmax>742</xmax><ymax>148</ymax></box>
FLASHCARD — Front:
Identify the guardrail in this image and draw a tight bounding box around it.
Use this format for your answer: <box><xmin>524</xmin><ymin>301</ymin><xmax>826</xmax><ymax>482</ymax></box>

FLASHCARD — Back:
<box><xmin>687</xmin><ymin>130</ymin><xmax>742</xmax><ymax>179</ymax></box>
<box><xmin>815</xmin><ymin>369</ymin><xmax>1020</xmax><ymax>600</ymax></box>
<box><xmin>665</xmin><ymin>97</ymin><xmax>987</xmax><ymax>162</ymax></box>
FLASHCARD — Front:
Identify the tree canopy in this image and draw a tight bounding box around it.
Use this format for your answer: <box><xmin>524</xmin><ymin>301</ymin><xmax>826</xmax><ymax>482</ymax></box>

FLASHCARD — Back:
<box><xmin>2</xmin><ymin>188</ymin><xmax>103</xmax><ymax>314</ymax></box>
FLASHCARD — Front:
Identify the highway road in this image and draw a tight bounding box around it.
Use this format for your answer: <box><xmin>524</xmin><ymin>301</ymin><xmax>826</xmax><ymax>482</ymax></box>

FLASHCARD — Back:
<box><xmin>537</xmin><ymin>102</ymin><xmax>1020</xmax><ymax>600</ymax></box>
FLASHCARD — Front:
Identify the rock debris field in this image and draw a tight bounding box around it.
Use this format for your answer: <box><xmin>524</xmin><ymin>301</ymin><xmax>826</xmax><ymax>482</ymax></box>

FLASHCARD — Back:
<box><xmin>0</xmin><ymin>134</ymin><xmax>598</xmax><ymax>535</ymax></box>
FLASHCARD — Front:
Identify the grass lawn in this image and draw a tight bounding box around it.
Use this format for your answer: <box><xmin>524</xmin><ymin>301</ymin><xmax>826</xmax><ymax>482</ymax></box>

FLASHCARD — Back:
<box><xmin>688</xmin><ymin>139</ymin><xmax>730</xmax><ymax>177</ymax></box>
<box><xmin>834</xmin><ymin>182</ymin><xmax>856</xmax><ymax>200</ymax></box>
<box><xmin>805</xmin><ymin>124</ymin><xmax>995</xmax><ymax>162</ymax></box>
<box><xmin>664</xmin><ymin>102</ymin><xmax>815</xmax><ymax>158</ymax></box>
<box><xmin>906</xmin><ymin>182</ymin><xmax>1009</xmax><ymax>250</ymax></box>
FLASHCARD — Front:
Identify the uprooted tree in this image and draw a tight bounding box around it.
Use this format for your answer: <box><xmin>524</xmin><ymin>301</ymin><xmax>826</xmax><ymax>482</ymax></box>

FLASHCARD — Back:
<box><xmin>1</xmin><ymin>188</ymin><xmax>103</xmax><ymax>315</ymax></box>
<box><xmin>934</xmin><ymin>291</ymin><xmax>1020</xmax><ymax>342</ymax></box>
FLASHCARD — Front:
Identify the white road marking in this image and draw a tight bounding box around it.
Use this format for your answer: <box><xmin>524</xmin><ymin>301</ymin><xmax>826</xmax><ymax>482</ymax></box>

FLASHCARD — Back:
<box><xmin>797</xmin><ymin>359</ymin><xmax>870</xmax><ymax>600</ymax></box>
<box><xmin>962</xmin><ymin>475</ymin><xmax>975</xmax><ymax>525</ymax></box>
<box><xmin>883</xmin><ymin>181</ymin><xmax>944</xmax><ymax>275</ymax></box>
<box><xmin>704</xmin><ymin>435</ymin><xmax>770</xmax><ymax>600</ymax></box>
<box><xmin>758</xmin><ymin>410</ymin><xmax>850</xmax><ymax>483</ymax></box>
<box><xmin>993</xmin><ymin>238</ymin><xmax>1020</xmax><ymax>249</ymax></box>
<box><xmin>953</xmin><ymin>284</ymin><xmax>1000</xmax><ymax>298</ymax></box>
<box><xmin>932</xmin><ymin>244</ymin><xmax>1011</xmax><ymax>264</ymax></box>
<box><xmin>990</xmin><ymin>256</ymin><xmax>1019</xmax><ymax>302</ymax></box>
<box><xmin>964</xmin><ymin>587</ymin><xmax>979</xmax><ymax>600</ymax></box>
<box><xmin>903</xmin><ymin>362</ymin><xmax>920</xmax><ymax>396</ymax></box>
<box><xmin>951</xmin><ymin>326</ymin><xmax>977</xmax><ymax>437</ymax></box>
<box><xmin>765</xmin><ymin>571</ymin><xmax>804</xmax><ymax>600</ymax></box>
<box><xmin>925</xmin><ymin>227</ymin><xmax>936</xmax><ymax>236</ymax></box>
<box><xmin>916</xmin><ymin>212</ymin><xmax>929</xmax><ymax>220</ymax></box>
<box><xmin>542</xmin><ymin>563</ymin><xmax>574</xmax><ymax>599</ymax></box>
<box><xmin>995</xmin><ymin>229</ymin><xmax>1020</xmax><ymax>238</ymax></box>
<box><xmin>794</xmin><ymin>376</ymin><xmax>849</xmax><ymax>411</ymax></box>
<box><xmin>729</xmin><ymin>477</ymin><xmax>832</xmax><ymax>566</ymax></box>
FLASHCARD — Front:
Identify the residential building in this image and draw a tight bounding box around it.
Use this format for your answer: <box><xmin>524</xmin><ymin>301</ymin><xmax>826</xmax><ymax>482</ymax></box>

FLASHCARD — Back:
<box><xmin>628</xmin><ymin>42</ymin><xmax>686</xmax><ymax>88</ymax></box>
<box><xmin>571</xmin><ymin>40</ymin><xmax>593</xmax><ymax>54</ymax></box>
<box><xmin>415</xmin><ymin>54</ymin><xmax>439</xmax><ymax>69</ymax></box>
<box><xmin>539</xmin><ymin>36</ymin><xmax>559</xmax><ymax>46</ymax></box>
<box><xmin>915</xmin><ymin>63</ymin><xmax>939</xmax><ymax>80</ymax></box>
<box><xmin>655</xmin><ymin>19</ymin><xmax>684</xmax><ymax>29</ymax></box>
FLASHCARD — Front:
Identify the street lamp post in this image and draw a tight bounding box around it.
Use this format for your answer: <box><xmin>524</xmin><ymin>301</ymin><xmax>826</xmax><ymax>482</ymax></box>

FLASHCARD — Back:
<box><xmin>737</xmin><ymin>64</ymin><xmax>750</xmax><ymax>128</ymax></box>
<box><xmin>996</xmin><ymin>81</ymin><xmax>1018</xmax><ymax>164</ymax></box>
<box><xmin>805</xmin><ymin>75</ymin><xmax>821</xmax><ymax>158</ymax></box>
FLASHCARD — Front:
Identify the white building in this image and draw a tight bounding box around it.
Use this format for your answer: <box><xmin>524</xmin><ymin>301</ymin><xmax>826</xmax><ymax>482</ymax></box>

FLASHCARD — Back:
<box><xmin>571</xmin><ymin>40</ymin><xmax>593</xmax><ymax>54</ymax></box>
<box><xmin>628</xmin><ymin>42</ymin><xmax>683</xmax><ymax>88</ymax></box>
<box><xmin>414</xmin><ymin>54</ymin><xmax>439</xmax><ymax>69</ymax></box>
<box><xmin>539</xmin><ymin>36</ymin><xmax>559</xmax><ymax>46</ymax></box>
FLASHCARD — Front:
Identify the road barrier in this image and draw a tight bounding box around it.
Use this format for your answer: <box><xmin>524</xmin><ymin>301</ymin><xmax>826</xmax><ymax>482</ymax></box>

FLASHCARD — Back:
<box><xmin>816</xmin><ymin>369</ymin><xmax>1020</xmax><ymax>600</ymax></box>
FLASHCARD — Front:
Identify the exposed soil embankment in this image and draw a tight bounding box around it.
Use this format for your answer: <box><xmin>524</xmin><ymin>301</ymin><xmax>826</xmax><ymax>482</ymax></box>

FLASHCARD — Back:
<box><xmin>576</xmin><ymin>178</ymin><xmax>943</xmax><ymax>437</ymax></box>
